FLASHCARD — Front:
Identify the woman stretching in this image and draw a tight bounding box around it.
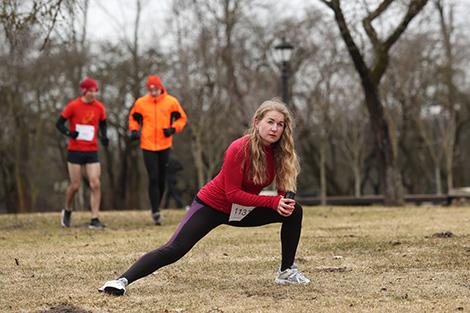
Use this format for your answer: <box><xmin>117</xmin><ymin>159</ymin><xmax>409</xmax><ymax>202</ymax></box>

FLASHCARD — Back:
<box><xmin>99</xmin><ymin>99</ymin><xmax>310</xmax><ymax>295</ymax></box>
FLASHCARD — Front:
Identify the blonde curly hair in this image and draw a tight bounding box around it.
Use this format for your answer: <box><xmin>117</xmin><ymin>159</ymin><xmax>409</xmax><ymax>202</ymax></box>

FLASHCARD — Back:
<box><xmin>245</xmin><ymin>99</ymin><xmax>300</xmax><ymax>192</ymax></box>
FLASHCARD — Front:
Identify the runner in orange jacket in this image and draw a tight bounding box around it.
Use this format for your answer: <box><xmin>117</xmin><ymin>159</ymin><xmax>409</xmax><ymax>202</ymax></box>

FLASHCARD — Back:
<box><xmin>129</xmin><ymin>75</ymin><xmax>187</xmax><ymax>224</ymax></box>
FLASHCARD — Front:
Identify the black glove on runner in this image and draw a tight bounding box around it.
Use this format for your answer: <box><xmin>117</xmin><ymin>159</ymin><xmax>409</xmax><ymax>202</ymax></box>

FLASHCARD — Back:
<box><xmin>163</xmin><ymin>127</ymin><xmax>176</xmax><ymax>137</ymax></box>
<box><xmin>132</xmin><ymin>112</ymin><xmax>143</xmax><ymax>124</ymax></box>
<box><xmin>69</xmin><ymin>131</ymin><xmax>79</xmax><ymax>139</ymax></box>
<box><xmin>56</xmin><ymin>116</ymin><xmax>78</xmax><ymax>139</ymax></box>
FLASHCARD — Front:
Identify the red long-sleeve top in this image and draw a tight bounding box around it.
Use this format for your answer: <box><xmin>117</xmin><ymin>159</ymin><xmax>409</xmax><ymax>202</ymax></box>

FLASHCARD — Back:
<box><xmin>197</xmin><ymin>135</ymin><xmax>283</xmax><ymax>214</ymax></box>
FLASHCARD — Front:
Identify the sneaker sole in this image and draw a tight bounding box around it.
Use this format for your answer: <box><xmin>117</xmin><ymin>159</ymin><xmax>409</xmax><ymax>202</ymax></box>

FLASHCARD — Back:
<box><xmin>275</xmin><ymin>278</ymin><xmax>310</xmax><ymax>285</ymax></box>
<box><xmin>99</xmin><ymin>287</ymin><xmax>125</xmax><ymax>296</ymax></box>
<box><xmin>88</xmin><ymin>225</ymin><xmax>105</xmax><ymax>229</ymax></box>
<box><xmin>275</xmin><ymin>278</ymin><xmax>289</xmax><ymax>285</ymax></box>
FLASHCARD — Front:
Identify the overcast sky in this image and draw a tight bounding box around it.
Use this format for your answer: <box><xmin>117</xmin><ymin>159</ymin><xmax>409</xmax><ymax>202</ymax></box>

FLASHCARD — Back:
<box><xmin>86</xmin><ymin>0</ymin><xmax>311</xmax><ymax>44</ymax></box>
<box><xmin>85</xmin><ymin>0</ymin><xmax>470</xmax><ymax>46</ymax></box>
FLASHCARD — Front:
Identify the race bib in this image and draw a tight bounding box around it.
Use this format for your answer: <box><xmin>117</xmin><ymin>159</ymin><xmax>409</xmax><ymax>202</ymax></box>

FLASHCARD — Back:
<box><xmin>76</xmin><ymin>124</ymin><xmax>95</xmax><ymax>141</ymax></box>
<box><xmin>229</xmin><ymin>203</ymin><xmax>255</xmax><ymax>222</ymax></box>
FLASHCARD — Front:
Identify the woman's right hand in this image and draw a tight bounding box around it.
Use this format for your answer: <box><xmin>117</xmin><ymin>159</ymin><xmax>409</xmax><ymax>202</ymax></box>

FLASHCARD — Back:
<box><xmin>277</xmin><ymin>197</ymin><xmax>296</xmax><ymax>217</ymax></box>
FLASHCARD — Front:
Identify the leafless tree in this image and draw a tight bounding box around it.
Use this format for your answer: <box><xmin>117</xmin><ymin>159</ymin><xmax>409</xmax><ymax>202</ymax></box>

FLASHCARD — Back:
<box><xmin>434</xmin><ymin>0</ymin><xmax>457</xmax><ymax>193</ymax></box>
<box><xmin>319</xmin><ymin>0</ymin><xmax>429</xmax><ymax>205</ymax></box>
<box><xmin>0</xmin><ymin>0</ymin><xmax>69</xmax><ymax>212</ymax></box>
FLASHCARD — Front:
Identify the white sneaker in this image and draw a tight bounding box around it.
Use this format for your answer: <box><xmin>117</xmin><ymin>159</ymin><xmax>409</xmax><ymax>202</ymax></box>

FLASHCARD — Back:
<box><xmin>98</xmin><ymin>278</ymin><xmax>128</xmax><ymax>296</ymax></box>
<box><xmin>275</xmin><ymin>265</ymin><xmax>310</xmax><ymax>285</ymax></box>
<box><xmin>152</xmin><ymin>212</ymin><xmax>162</xmax><ymax>225</ymax></box>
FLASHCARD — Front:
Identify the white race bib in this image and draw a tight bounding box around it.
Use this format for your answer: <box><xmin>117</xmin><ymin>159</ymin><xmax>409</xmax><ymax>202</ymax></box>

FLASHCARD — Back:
<box><xmin>229</xmin><ymin>203</ymin><xmax>255</xmax><ymax>222</ymax></box>
<box><xmin>76</xmin><ymin>124</ymin><xmax>95</xmax><ymax>141</ymax></box>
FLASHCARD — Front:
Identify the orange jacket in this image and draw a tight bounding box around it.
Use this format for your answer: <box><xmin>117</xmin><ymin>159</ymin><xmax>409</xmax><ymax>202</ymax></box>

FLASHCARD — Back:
<box><xmin>129</xmin><ymin>90</ymin><xmax>187</xmax><ymax>151</ymax></box>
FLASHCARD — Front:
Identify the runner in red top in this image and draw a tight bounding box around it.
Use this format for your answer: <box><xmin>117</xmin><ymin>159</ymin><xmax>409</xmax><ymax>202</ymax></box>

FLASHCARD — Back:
<box><xmin>56</xmin><ymin>78</ymin><xmax>109</xmax><ymax>229</ymax></box>
<box><xmin>61</xmin><ymin>96</ymin><xmax>106</xmax><ymax>151</ymax></box>
<box><xmin>99</xmin><ymin>99</ymin><xmax>310</xmax><ymax>296</ymax></box>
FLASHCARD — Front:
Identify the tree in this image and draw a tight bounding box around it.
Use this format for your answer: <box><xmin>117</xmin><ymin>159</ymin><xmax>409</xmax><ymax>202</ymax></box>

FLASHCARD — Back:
<box><xmin>169</xmin><ymin>0</ymin><xmax>275</xmax><ymax>188</ymax></box>
<box><xmin>434</xmin><ymin>0</ymin><xmax>457</xmax><ymax>192</ymax></box>
<box><xmin>0</xmin><ymin>0</ymin><xmax>66</xmax><ymax>212</ymax></box>
<box><xmin>384</xmin><ymin>31</ymin><xmax>442</xmax><ymax>194</ymax></box>
<box><xmin>319</xmin><ymin>0</ymin><xmax>429</xmax><ymax>205</ymax></box>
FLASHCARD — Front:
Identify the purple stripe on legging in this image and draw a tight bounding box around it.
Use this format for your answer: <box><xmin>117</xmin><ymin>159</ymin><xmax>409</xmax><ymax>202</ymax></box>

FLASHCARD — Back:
<box><xmin>166</xmin><ymin>199</ymin><xmax>205</xmax><ymax>245</ymax></box>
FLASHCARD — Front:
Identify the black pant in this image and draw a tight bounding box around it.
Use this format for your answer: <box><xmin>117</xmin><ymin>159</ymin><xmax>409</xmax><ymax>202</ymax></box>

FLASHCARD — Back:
<box><xmin>142</xmin><ymin>149</ymin><xmax>170</xmax><ymax>214</ymax></box>
<box><xmin>120</xmin><ymin>198</ymin><xmax>303</xmax><ymax>284</ymax></box>
<box><xmin>163</xmin><ymin>176</ymin><xmax>184</xmax><ymax>208</ymax></box>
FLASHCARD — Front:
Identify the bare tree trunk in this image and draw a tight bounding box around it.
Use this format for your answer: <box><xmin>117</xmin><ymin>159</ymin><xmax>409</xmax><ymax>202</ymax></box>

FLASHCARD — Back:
<box><xmin>365</xmin><ymin>86</ymin><xmax>404</xmax><ymax>205</ymax></box>
<box><xmin>117</xmin><ymin>0</ymin><xmax>144</xmax><ymax>210</ymax></box>
<box><xmin>192</xmin><ymin>125</ymin><xmax>206</xmax><ymax>188</ymax></box>
<box><xmin>320</xmin><ymin>0</ymin><xmax>429</xmax><ymax>205</ymax></box>
<box><xmin>445</xmin><ymin>133</ymin><xmax>455</xmax><ymax>191</ymax></box>
<box><xmin>319</xmin><ymin>135</ymin><xmax>327</xmax><ymax>205</ymax></box>
<box><xmin>434</xmin><ymin>166</ymin><xmax>442</xmax><ymax>195</ymax></box>
<box><xmin>435</xmin><ymin>0</ymin><xmax>456</xmax><ymax>193</ymax></box>
<box><xmin>353</xmin><ymin>162</ymin><xmax>361</xmax><ymax>197</ymax></box>
<box><xmin>0</xmin><ymin>154</ymin><xmax>17</xmax><ymax>213</ymax></box>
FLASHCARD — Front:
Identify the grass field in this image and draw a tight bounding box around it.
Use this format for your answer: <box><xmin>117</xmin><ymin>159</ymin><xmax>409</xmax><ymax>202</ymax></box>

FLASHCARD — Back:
<box><xmin>1</xmin><ymin>205</ymin><xmax>469</xmax><ymax>313</ymax></box>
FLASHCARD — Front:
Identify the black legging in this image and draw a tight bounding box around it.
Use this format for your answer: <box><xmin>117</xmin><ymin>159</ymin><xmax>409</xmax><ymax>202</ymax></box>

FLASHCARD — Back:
<box><xmin>142</xmin><ymin>149</ymin><xmax>170</xmax><ymax>214</ymax></box>
<box><xmin>120</xmin><ymin>197</ymin><xmax>303</xmax><ymax>284</ymax></box>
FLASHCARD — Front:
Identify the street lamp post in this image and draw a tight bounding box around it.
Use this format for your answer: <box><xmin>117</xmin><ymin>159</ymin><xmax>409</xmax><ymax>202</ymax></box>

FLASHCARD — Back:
<box><xmin>274</xmin><ymin>38</ymin><xmax>294</xmax><ymax>105</ymax></box>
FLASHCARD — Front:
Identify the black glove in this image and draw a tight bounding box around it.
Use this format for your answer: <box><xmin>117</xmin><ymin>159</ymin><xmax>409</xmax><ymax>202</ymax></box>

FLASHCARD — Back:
<box><xmin>163</xmin><ymin>127</ymin><xmax>176</xmax><ymax>137</ymax></box>
<box><xmin>68</xmin><ymin>131</ymin><xmax>79</xmax><ymax>139</ymax></box>
<box><xmin>100</xmin><ymin>137</ymin><xmax>109</xmax><ymax>147</ymax></box>
<box><xmin>132</xmin><ymin>112</ymin><xmax>143</xmax><ymax>124</ymax></box>
<box><xmin>130</xmin><ymin>130</ymin><xmax>140</xmax><ymax>141</ymax></box>
<box><xmin>170</xmin><ymin>111</ymin><xmax>181</xmax><ymax>122</ymax></box>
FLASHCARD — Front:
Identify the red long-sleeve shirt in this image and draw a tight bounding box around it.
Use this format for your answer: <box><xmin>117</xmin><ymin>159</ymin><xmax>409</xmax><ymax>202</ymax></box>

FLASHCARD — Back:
<box><xmin>197</xmin><ymin>135</ymin><xmax>282</xmax><ymax>214</ymax></box>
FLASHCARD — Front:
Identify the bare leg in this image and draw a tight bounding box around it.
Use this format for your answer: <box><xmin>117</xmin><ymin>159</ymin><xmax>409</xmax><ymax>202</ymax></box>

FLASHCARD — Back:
<box><xmin>65</xmin><ymin>163</ymin><xmax>82</xmax><ymax>210</ymax></box>
<box><xmin>86</xmin><ymin>163</ymin><xmax>101</xmax><ymax>219</ymax></box>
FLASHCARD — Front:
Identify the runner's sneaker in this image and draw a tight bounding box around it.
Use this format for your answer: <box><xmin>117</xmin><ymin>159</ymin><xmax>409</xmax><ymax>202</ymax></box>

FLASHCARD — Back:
<box><xmin>275</xmin><ymin>265</ymin><xmax>311</xmax><ymax>285</ymax></box>
<box><xmin>98</xmin><ymin>278</ymin><xmax>128</xmax><ymax>296</ymax></box>
<box><xmin>152</xmin><ymin>212</ymin><xmax>162</xmax><ymax>226</ymax></box>
<box><xmin>89</xmin><ymin>218</ymin><xmax>105</xmax><ymax>229</ymax></box>
<box><xmin>61</xmin><ymin>209</ymin><xmax>72</xmax><ymax>228</ymax></box>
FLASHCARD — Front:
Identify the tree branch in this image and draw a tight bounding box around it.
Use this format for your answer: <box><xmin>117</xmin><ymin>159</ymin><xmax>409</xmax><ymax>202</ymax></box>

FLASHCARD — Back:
<box><xmin>369</xmin><ymin>0</ymin><xmax>429</xmax><ymax>83</ymax></box>
<box><xmin>362</xmin><ymin>0</ymin><xmax>394</xmax><ymax>52</ymax></box>
<box><xmin>384</xmin><ymin>0</ymin><xmax>429</xmax><ymax>51</ymax></box>
<box><xmin>319</xmin><ymin>0</ymin><xmax>370</xmax><ymax>82</ymax></box>
<box><xmin>40</xmin><ymin>0</ymin><xmax>64</xmax><ymax>50</ymax></box>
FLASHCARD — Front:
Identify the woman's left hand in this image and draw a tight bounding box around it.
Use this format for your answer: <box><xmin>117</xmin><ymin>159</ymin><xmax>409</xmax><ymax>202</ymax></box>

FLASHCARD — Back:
<box><xmin>277</xmin><ymin>197</ymin><xmax>296</xmax><ymax>217</ymax></box>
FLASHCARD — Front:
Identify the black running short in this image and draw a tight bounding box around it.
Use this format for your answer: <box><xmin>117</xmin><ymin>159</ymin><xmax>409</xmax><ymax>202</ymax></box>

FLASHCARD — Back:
<box><xmin>67</xmin><ymin>150</ymin><xmax>99</xmax><ymax>165</ymax></box>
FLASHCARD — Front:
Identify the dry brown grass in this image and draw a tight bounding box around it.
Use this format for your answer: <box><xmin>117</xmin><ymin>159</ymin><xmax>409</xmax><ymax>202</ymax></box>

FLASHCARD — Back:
<box><xmin>1</xmin><ymin>205</ymin><xmax>469</xmax><ymax>313</ymax></box>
